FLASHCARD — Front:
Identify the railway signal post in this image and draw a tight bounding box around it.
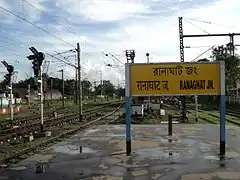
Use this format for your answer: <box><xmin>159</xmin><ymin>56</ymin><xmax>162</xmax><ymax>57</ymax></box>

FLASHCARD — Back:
<box><xmin>1</xmin><ymin>61</ymin><xmax>14</xmax><ymax>127</ymax></box>
<box><xmin>27</xmin><ymin>47</ymin><xmax>45</xmax><ymax>132</ymax></box>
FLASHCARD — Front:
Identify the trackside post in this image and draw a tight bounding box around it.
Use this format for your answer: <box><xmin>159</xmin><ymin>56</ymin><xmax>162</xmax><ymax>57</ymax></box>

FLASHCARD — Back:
<box><xmin>125</xmin><ymin>63</ymin><xmax>131</xmax><ymax>156</ymax></box>
<box><xmin>219</xmin><ymin>60</ymin><xmax>226</xmax><ymax>157</ymax></box>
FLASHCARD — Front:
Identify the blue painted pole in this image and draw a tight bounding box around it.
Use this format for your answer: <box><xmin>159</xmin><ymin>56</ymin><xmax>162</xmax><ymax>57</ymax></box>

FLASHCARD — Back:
<box><xmin>125</xmin><ymin>96</ymin><xmax>132</xmax><ymax>156</ymax></box>
<box><xmin>220</xmin><ymin>95</ymin><xmax>226</xmax><ymax>156</ymax></box>
<box><xmin>219</xmin><ymin>60</ymin><xmax>226</xmax><ymax>157</ymax></box>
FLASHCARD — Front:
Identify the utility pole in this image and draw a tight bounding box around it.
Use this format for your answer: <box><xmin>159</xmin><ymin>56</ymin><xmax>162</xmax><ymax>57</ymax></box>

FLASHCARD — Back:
<box><xmin>61</xmin><ymin>69</ymin><xmax>64</xmax><ymax>107</ymax></box>
<box><xmin>27</xmin><ymin>83</ymin><xmax>30</xmax><ymax>106</ymax></box>
<box><xmin>75</xmin><ymin>55</ymin><xmax>78</xmax><ymax>105</ymax></box>
<box><xmin>82</xmin><ymin>82</ymin><xmax>84</xmax><ymax>101</ymax></box>
<box><xmin>76</xmin><ymin>43</ymin><xmax>82</xmax><ymax>121</ymax></box>
<box><xmin>27</xmin><ymin>47</ymin><xmax>45</xmax><ymax>132</ymax></box>
<box><xmin>146</xmin><ymin>53</ymin><xmax>150</xmax><ymax>110</ymax></box>
<box><xmin>93</xmin><ymin>81</ymin><xmax>97</xmax><ymax>102</ymax></box>
<box><xmin>178</xmin><ymin>17</ymin><xmax>186</xmax><ymax>122</ymax></box>
<box><xmin>100</xmin><ymin>70</ymin><xmax>103</xmax><ymax>102</ymax></box>
<box><xmin>1</xmin><ymin>61</ymin><xmax>14</xmax><ymax>127</ymax></box>
<box><xmin>50</xmin><ymin>78</ymin><xmax>53</xmax><ymax>103</ymax></box>
<box><xmin>104</xmin><ymin>81</ymin><xmax>108</xmax><ymax>101</ymax></box>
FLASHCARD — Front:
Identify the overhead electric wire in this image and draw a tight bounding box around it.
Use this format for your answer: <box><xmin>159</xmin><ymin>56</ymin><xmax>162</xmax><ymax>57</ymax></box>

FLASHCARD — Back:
<box><xmin>0</xmin><ymin>38</ymin><xmax>26</xmax><ymax>49</ymax></box>
<box><xmin>0</xmin><ymin>5</ymin><xmax>75</xmax><ymax>48</ymax></box>
<box><xmin>22</xmin><ymin>0</ymin><xmax>82</xmax><ymax>43</ymax></box>
<box><xmin>107</xmin><ymin>53</ymin><xmax>124</xmax><ymax>65</ymax></box>
<box><xmin>46</xmin><ymin>53</ymin><xmax>76</xmax><ymax>68</ymax></box>
<box><xmin>54</xmin><ymin>50</ymin><xmax>73</xmax><ymax>64</ymax></box>
<box><xmin>190</xmin><ymin>37</ymin><xmax>231</xmax><ymax>62</ymax></box>
<box><xmin>191</xmin><ymin>45</ymin><xmax>215</xmax><ymax>62</ymax></box>
<box><xmin>185</xmin><ymin>45</ymin><xmax>213</xmax><ymax>48</ymax></box>
<box><xmin>185</xmin><ymin>17</ymin><xmax>236</xmax><ymax>29</ymax></box>
<box><xmin>22</xmin><ymin>0</ymin><xmax>122</xmax><ymax>63</ymax></box>
<box><xmin>2</xmin><ymin>1</ymin><xmax>125</xmax><ymax>72</ymax></box>
<box><xmin>0</xmin><ymin>44</ymin><xmax>26</xmax><ymax>57</ymax></box>
<box><xmin>3</xmin><ymin>0</ymin><xmax>125</xmax><ymax>69</ymax></box>
<box><xmin>184</xmin><ymin>19</ymin><xmax>209</xmax><ymax>34</ymax></box>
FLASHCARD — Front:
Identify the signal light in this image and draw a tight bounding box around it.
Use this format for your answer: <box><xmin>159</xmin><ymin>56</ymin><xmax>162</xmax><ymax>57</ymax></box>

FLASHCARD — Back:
<box><xmin>32</xmin><ymin>60</ymin><xmax>40</xmax><ymax>77</ymax></box>
<box><xmin>27</xmin><ymin>55</ymin><xmax>36</xmax><ymax>60</ymax></box>
<box><xmin>27</xmin><ymin>47</ymin><xmax>45</xmax><ymax>78</ymax></box>
<box><xmin>7</xmin><ymin>65</ymin><xmax>14</xmax><ymax>75</ymax></box>
<box><xmin>4</xmin><ymin>74</ymin><xmax>10</xmax><ymax>84</ymax></box>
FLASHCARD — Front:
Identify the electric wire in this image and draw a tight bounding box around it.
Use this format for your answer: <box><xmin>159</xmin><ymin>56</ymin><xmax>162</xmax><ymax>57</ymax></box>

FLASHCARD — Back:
<box><xmin>0</xmin><ymin>6</ymin><xmax>75</xmax><ymax>48</ymax></box>
<box><xmin>22</xmin><ymin>0</ymin><xmax>82</xmax><ymax>44</ymax></box>
<box><xmin>22</xmin><ymin>0</ymin><xmax>124</xmax><ymax>65</ymax></box>
<box><xmin>184</xmin><ymin>19</ymin><xmax>209</xmax><ymax>34</ymax></box>
<box><xmin>185</xmin><ymin>17</ymin><xmax>237</xmax><ymax>29</ymax></box>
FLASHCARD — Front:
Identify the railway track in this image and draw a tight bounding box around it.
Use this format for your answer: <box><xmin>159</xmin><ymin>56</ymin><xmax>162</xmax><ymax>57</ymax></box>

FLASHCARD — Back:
<box><xmin>0</xmin><ymin>102</ymin><xmax>121</xmax><ymax>143</ymax></box>
<box><xmin>0</xmin><ymin>101</ymin><xmax>120</xmax><ymax>130</ymax></box>
<box><xmin>0</xmin><ymin>104</ymin><xmax>123</xmax><ymax>165</ymax></box>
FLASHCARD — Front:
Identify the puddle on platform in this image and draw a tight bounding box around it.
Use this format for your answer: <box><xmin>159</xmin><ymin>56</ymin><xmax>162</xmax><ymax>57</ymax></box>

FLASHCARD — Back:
<box><xmin>102</xmin><ymin>156</ymin><xmax>121</xmax><ymax>165</ymax></box>
<box><xmin>105</xmin><ymin>134</ymin><xmax>125</xmax><ymax>137</ymax></box>
<box><xmin>52</xmin><ymin>145</ymin><xmax>96</xmax><ymax>155</ymax></box>
<box><xmin>112</xmin><ymin>126</ymin><xmax>125</xmax><ymax>130</ymax></box>
<box><xmin>133</xmin><ymin>136</ymin><xmax>180</xmax><ymax>144</ymax></box>
<box><xmin>198</xmin><ymin>142</ymin><xmax>213</xmax><ymax>152</ymax></box>
<box><xmin>181</xmin><ymin>139</ymin><xmax>197</xmax><ymax>146</ymax></box>
<box><xmin>82</xmin><ymin>129</ymin><xmax>100</xmax><ymax>136</ymax></box>
<box><xmin>135</xmin><ymin>148</ymin><xmax>180</xmax><ymax>159</ymax></box>
<box><xmin>134</xmin><ymin>135</ymin><xmax>164</xmax><ymax>140</ymax></box>
<box><xmin>203</xmin><ymin>154</ymin><xmax>219</xmax><ymax>161</ymax></box>
<box><xmin>107</xmin><ymin>166</ymin><xmax>127</xmax><ymax>176</ymax></box>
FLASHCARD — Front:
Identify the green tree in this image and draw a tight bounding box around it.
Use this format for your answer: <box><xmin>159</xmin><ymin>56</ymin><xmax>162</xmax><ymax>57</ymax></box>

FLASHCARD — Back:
<box><xmin>115</xmin><ymin>87</ymin><xmax>125</xmax><ymax>97</ymax></box>
<box><xmin>15</xmin><ymin>77</ymin><xmax>37</xmax><ymax>89</ymax></box>
<box><xmin>94</xmin><ymin>80</ymin><xmax>115</xmax><ymax>96</ymax></box>
<box><xmin>82</xmin><ymin>80</ymin><xmax>92</xmax><ymax>97</ymax></box>
<box><xmin>65</xmin><ymin>79</ymin><xmax>75</xmax><ymax>96</ymax></box>
<box><xmin>211</xmin><ymin>43</ymin><xmax>240</xmax><ymax>88</ymax></box>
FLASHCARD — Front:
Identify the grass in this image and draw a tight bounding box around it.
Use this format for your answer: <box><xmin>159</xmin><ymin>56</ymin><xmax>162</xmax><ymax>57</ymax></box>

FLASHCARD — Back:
<box><xmin>162</xmin><ymin>104</ymin><xmax>240</xmax><ymax>125</ymax></box>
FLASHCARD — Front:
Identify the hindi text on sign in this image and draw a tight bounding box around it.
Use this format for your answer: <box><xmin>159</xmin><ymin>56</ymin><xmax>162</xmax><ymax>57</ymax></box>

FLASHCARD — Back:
<box><xmin>136</xmin><ymin>81</ymin><xmax>169</xmax><ymax>91</ymax></box>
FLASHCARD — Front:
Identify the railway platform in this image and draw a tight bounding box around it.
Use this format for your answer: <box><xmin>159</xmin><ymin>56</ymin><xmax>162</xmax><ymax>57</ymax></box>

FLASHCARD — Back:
<box><xmin>1</xmin><ymin>124</ymin><xmax>240</xmax><ymax>180</ymax></box>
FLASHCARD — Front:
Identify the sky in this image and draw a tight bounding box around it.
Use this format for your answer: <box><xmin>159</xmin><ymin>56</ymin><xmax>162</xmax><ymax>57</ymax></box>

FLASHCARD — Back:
<box><xmin>0</xmin><ymin>0</ymin><xmax>240</xmax><ymax>86</ymax></box>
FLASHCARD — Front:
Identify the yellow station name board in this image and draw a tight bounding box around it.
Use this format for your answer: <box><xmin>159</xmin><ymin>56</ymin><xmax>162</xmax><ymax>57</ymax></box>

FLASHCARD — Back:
<box><xmin>128</xmin><ymin>62</ymin><xmax>220</xmax><ymax>96</ymax></box>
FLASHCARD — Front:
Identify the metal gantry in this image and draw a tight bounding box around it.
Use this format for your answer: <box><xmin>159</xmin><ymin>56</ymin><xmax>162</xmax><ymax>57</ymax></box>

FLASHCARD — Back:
<box><xmin>178</xmin><ymin>17</ymin><xmax>240</xmax><ymax>123</ymax></box>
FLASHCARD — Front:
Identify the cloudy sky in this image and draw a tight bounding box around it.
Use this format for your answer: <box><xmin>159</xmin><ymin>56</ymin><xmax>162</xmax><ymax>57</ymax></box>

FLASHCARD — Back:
<box><xmin>0</xmin><ymin>0</ymin><xmax>240</xmax><ymax>86</ymax></box>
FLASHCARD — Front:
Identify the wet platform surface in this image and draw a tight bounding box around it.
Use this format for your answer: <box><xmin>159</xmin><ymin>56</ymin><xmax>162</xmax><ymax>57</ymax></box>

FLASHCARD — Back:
<box><xmin>1</xmin><ymin>124</ymin><xmax>240</xmax><ymax>180</ymax></box>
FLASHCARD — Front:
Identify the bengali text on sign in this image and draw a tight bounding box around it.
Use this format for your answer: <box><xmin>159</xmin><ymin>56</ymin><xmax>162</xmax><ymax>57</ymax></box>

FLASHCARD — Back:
<box><xmin>129</xmin><ymin>63</ymin><xmax>220</xmax><ymax>95</ymax></box>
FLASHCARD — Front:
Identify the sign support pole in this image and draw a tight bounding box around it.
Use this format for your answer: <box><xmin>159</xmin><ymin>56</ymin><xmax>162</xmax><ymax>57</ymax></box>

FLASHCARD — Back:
<box><xmin>125</xmin><ymin>63</ymin><xmax>131</xmax><ymax>156</ymax></box>
<box><xmin>219</xmin><ymin>60</ymin><xmax>226</xmax><ymax>158</ymax></box>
